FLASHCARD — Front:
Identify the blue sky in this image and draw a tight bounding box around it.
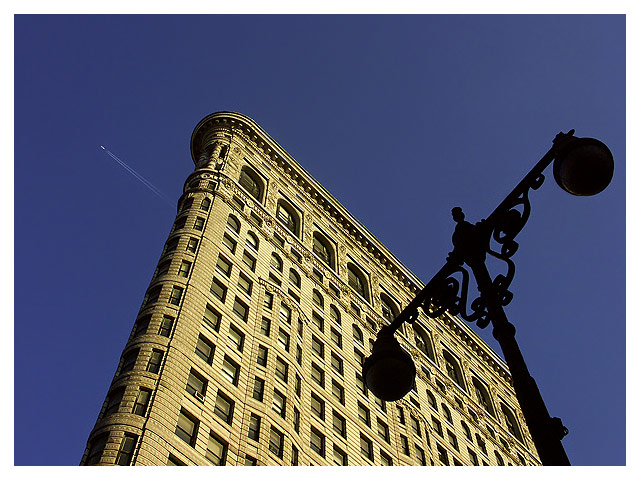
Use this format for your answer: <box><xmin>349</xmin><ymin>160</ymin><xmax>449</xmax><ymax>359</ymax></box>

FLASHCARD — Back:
<box><xmin>14</xmin><ymin>14</ymin><xmax>625</xmax><ymax>466</ymax></box>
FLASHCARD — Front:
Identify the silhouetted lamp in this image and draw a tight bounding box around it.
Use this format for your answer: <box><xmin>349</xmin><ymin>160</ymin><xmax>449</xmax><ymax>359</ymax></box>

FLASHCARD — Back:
<box><xmin>553</xmin><ymin>136</ymin><xmax>614</xmax><ymax>196</ymax></box>
<box><xmin>363</xmin><ymin>331</ymin><xmax>415</xmax><ymax>401</ymax></box>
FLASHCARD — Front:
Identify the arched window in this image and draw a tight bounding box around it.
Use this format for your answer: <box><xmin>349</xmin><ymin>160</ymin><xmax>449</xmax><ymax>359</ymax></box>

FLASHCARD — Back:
<box><xmin>289</xmin><ymin>269</ymin><xmax>301</xmax><ymax>288</ymax></box>
<box><xmin>353</xmin><ymin>325</ymin><xmax>364</xmax><ymax>345</ymax></box>
<box><xmin>313</xmin><ymin>232</ymin><xmax>335</xmax><ymax>270</ymax></box>
<box><xmin>246</xmin><ymin>231</ymin><xmax>259</xmax><ymax>250</ymax></box>
<box><xmin>329</xmin><ymin>305</ymin><xmax>341</xmax><ymax>325</ymax></box>
<box><xmin>443</xmin><ymin>350</ymin><xmax>466</xmax><ymax>390</ymax></box>
<box><xmin>276</xmin><ymin>200</ymin><xmax>300</xmax><ymax>236</ymax></box>
<box><xmin>441</xmin><ymin>404</ymin><xmax>452</xmax><ymax>423</ymax></box>
<box><xmin>238</xmin><ymin>167</ymin><xmax>264</xmax><ymax>202</ymax></box>
<box><xmin>347</xmin><ymin>263</ymin><xmax>369</xmax><ymax>301</ymax></box>
<box><xmin>270</xmin><ymin>253</ymin><xmax>283</xmax><ymax>272</ymax></box>
<box><xmin>226</xmin><ymin>215</ymin><xmax>240</xmax><ymax>234</ymax></box>
<box><xmin>426</xmin><ymin>391</ymin><xmax>437</xmax><ymax>410</ymax></box>
<box><xmin>500</xmin><ymin>403</ymin><xmax>523</xmax><ymax>442</ymax></box>
<box><xmin>312</xmin><ymin>290</ymin><xmax>324</xmax><ymax>309</ymax></box>
<box><xmin>472</xmin><ymin>378</ymin><xmax>495</xmax><ymax>416</ymax></box>
<box><xmin>413</xmin><ymin>325</ymin><xmax>435</xmax><ymax>360</ymax></box>
<box><xmin>380</xmin><ymin>293</ymin><xmax>400</xmax><ymax>322</ymax></box>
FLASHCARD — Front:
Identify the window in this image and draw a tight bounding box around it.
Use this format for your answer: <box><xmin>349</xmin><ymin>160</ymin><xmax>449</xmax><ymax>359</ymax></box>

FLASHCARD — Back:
<box><xmin>238</xmin><ymin>274</ymin><xmax>252</xmax><ymax>296</ymax></box>
<box><xmin>461</xmin><ymin>421</ymin><xmax>472</xmax><ymax>441</ymax></box>
<box><xmin>377</xmin><ymin>419</ymin><xmax>390</xmax><ymax>443</ymax></box>
<box><xmin>332</xmin><ymin>381</ymin><xmax>345</xmax><ymax>405</ymax></box>
<box><xmin>85</xmin><ymin>434</ymin><xmax>108</xmax><ymax>465</ymax></box>
<box><xmin>297</xmin><ymin>318</ymin><xmax>304</xmax><ymax>337</ymax></box>
<box><xmin>313</xmin><ymin>232</ymin><xmax>334</xmax><ymax>269</ymax></box>
<box><xmin>276</xmin><ymin>200</ymin><xmax>299</xmax><ymax>236</ymax></box>
<box><xmin>476</xmin><ymin>434</ymin><xmax>487</xmax><ymax>454</ymax></box>
<box><xmin>354</xmin><ymin>349</ymin><xmax>365</xmax><ymax>366</ymax></box>
<box><xmin>272</xmin><ymin>389</ymin><xmax>286</xmax><ymax>417</ymax></box>
<box><xmin>186</xmin><ymin>369</ymin><xmax>207</xmax><ymax>400</ymax></box>
<box><xmin>501</xmin><ymin>402</ymin><xmax>523</xmax><ymax>442</ymax></box>
<box><xmin>411</xmin><ymin>415</ymin><xmax>421</xmax><ymax>437</ymax></box>
<box><xmin>210</xmin><ymin>277</ymin><xmax>227</xmax><ymax>302</ymax></box>
<box><xmin>311</xmin><ymin>363</ymin><xmax>324</xmax><ymax>388</ymax></box>
<box><xmin>360</xmin><ymin>435</ymin><xmax>374</xmax><ymax>461</ymax></box>
<box><xmin>443</xmin><ymin>350</ymin><xmax>465</xmax><ymax>389</ymax></box>
<box><xmin>280</xmin><ymin>304</ymin><xmax>292</xmax><ymax>324</ymax></box>
<box><xmin>195</xmin><ymin>334</ymin><xmax>215</xmax><ymax>364</ymax></box>
<box><xmin>472</xmin><ymin>378</ymin><xmax>494</xmax><ymax>416</ymax></box>
<box><xmin>155</xmin><ymin>259</ymin><xmax>171</xmax><ymax>277</ymax></box>
<box><xmin>206</xmin><ymin>434</ymin><xmax>227</xmax><ymax>465</ymax></box>
<box><xmin>158</xmin><ymin>315</ymin><xmax>174</xmax><ymax>337</ymax></box>
<box><xmin>221</xmin><ymin>356</ymin><xmax>240</xmax><ymax>385</ymax></box>
<box><xmin>168</xmin><ymin>286</ymin><xmax>183</xmax><ymax>306</ymax></box>
<box><xmin>214</xmin><ymin>391</ymin><xmax>234</xmax><ymax>424</ymax></box>
<box><xmin>264</xmin><ymin>292</ymin><xmax>273</xmax><ymax>310</ymax></box>
<box><xmin>330</xmin><ymin>352</ymin><xmax>343</xmax><ymax>375</ymax></box>
<box><xmin>173</xmin><ymin>216</ymin><xmax>187</xmax><ymax>231</ymax></box>
<box><xmin>181</xmin><ymin>197</ymin><xmax>194</xmax><ymax>212</ymax></box>
<box><xmin>495</xmin><ymin>450</ymin><xmax>505</xmax><ymax>466</ymax></box>
<box><xmin>232</xmin><ymin>195</ymin><xmax>245</xmax><ymax>211</ymax></box>
<box><xmin>293</xmin><ymin>407</ymin><xmax>300</xmax><ymax>433</ymax></box>
<box><xmin>269</xmin><ymin>272</ymin><xmax>282</xmax><ymax>286</ymax></box>
<box><xmin>333</xmin><ymin>410</ymin><xmax>346</xmax><ymax>438</ymax></box>
<box><xmin>380</xmin><ymin>450</ymin><xmax>393</xmax><ymax>466</ymax></box>
<box><xmin>350</xmin><ymin>302</ymin><xmax>360</xmax><ymax>317</ymax></box>
<box><xmin>290</xmin><ymin>446</ymin><xmax>299</xmax><ymax>466</ymax></box>
<box><xmin>175</xmin><ymin>409</ymin><xmax>198</xmax><ymax>446</ymax></box>
<box><xmin>253</xmin><ymin>377</ymin><xmax>265</xmax><ymax>401</ymax></box>
<box><xmin>269</xmin><ymin>427</ymin><xmax>284</xmax><ymax>458</ymax></box>
<box><xmin>355</xmin><ymin>373</ymin><xmax>367</xmax><ymax>396</ymax></box>
<box><xmin>448</xmin><ymin>430</ymin><xmax>459</xmax><ymax>451</ymax></box>
<box><xmin>311</xmin><ymin>336</ymin><xmax>324</xmax><ymax>359</ymax></box>
<box><xmin>146</xmin><ymin>349</ymin><xmax>163</xmax><ymax>373</ymax></box>
<box><xmin>115</xmin><ymin>433</ymin><xmax>138</xmax><ymax>466</ymax></box>
<box><xmin>248</xmin><ymin>413</ymin><xmax>261</xmax><ymax>441</ymax></box>
<box><xmin>311</xmin><ymin>392</ymin><xmax>325</xmax><ymax>420</ymax></box>
<box><xmin>132</xmin><ymin>388</ymin><xmax>151</xmax><ymax>416</ymax></box>
<box><xmin>416</xmin><ymin>445</ymin><xmax>427</xmax><ymax>466</ymax></box>
<box><xmin>295</xmin><ymin>374</ymin><xmax>301</xmax><ymax>397</ymax></box>
<box><xmin>347</xmin><ymin>263</ymin><xmax>369</xmax><ymax>301</ymax></box>
<box><xmin>333</xmin><ymin>446</ymin><xmax>348</xmax><ymax>466</ymax></box>
<box><xmin>227</xmin><ymin>215</ymin><xmax>241</xmax><ymax>234</ymax></box>
<box><xmin>275</xmin><ymin>356</ymin><xmax>288</xmax><ymax>382</ymax></box>
<box><xmin>228</xmin><ymin>325</ymin><xmax>244</xmax><ymax>352</ymax></box>
<box><xmin>311</xmin><ymin>312</ymin><xmax>324</xmax><ymax>332</ymax></box>
<box><xmin>216</xmin><ymin>255</ymin><xmax>232</xmax><ymax>277</ymax></box>
<box><xmin>104</xmin><ymin>387</ymin><xmax>125</xmax><ymax>416</ymax></box>
<box><xmin>175</xmin><ymin>260</ymin><xmax>191</xmax><ymax>278</ymax></box>
<box><xmin>133</xmin><ymin>315</ymin><xmax>150</xmax><ymax>337</ymax></box>
<box><xmin>232</xmin><ymin>297</ymin><xmax>249</xmax><ymax>322</ymax></box>
<box><xmin>353</xmin><ymin>325</ymin><xmax>364</xmax><ymax>345</ymax></box>
<box><xmin>165</xmin><ymin>237</ymin><xmax>179</xmax><ymax>254</ymax></box>
<box><xmin>186</xmin><ymin>237</ymin><xmax>198</xmax><ymax>253</ymax></box>
<box><xmin>400</xmin><ymin>435</ymin><xmax>410</xmax><ymax>455</ymax></box>
<box><xmin>145</xmin><ymin>285</ymin><xmax>161</xmax><ymax>306</ymax></box>
<box><xmin>312</xmin><ymin>268</ymin><xmax>323</xmax><ymax>283</ymax></box>
<box><xmin>329</xmin><ymin>305</ymin><xmax>341</xmax><ymax>325</ymax></box>
<box><xmin>427</xmin><ymin>391</ymin><xmax>437</xmax><ymax>410</ymax></box>
<box><xmin>296</xmin><ymin>344</ymin><xmax>302</xmax><ymax>365</ymax></box>
<box><xmin>358</xmin><ymin>402</ymin><xmax>370</xmax><ymax>426</ymax></box>
<box><xmin>194</xmin><ymin>217</ymin><xmax>205</xmax><ymax>231</ymax></box>
<box><xmin>310</xmin><ymin>427</ymin><xmax>325</xmax><ymax>457</ymax></box>
<box><xmin>246</xmin><ymin>231</ymin><xmax>259</xmax><ymax>250</ymax></box>
<box><xmin>222</xmin><ymin>233</ymin><xmax>237</xmax><ymax>254</ymax></box>
<box><xmin>413</xmin><ymin>325</ymin><xmax>434</xmax><ymax>360</ymax></box>
<box><xmin>273</xmin><ymin>232</ymin><xmax>285</xmax><ymax>247</ymax></box>
<box><xmin>437</xmin><ymin>444</ymin><xmax>449</xmax><ymax>465</ymax></box>
<box><xmin>375</xmin><ymin>396</ymin><xmax>386</xmax><ymax>412</ymax></box>
<box><xmin>257</xmin><ymin>345</ymin><xmax>268</xmax><ymax>366</ymax></box>
<box><xmin>242</xmin><ymin>250</ymin><xmax>256</xmax><ymax>271</ymax></box>
<box><xmin>468</xmin><ymin>448</ymin><xmax>479</xmax><ymax>465</ymax></box>
<box><xmin>245</xmin><ymin>455</ymin><xmax>257</xmax><ymax>466</ymax></box>
<box><xmin>380</xmin><ymin>293</ymin><xmax>399</xmax><ymax>322</ymax></box>
<box><xmin>277</xmin><ymin>328</ymin><xmax>290</xmax><ymax>351</ymax></box>
<box><xmin>239</xmin><ymin>167</ymin><xmax>263</xmax><ymax>201</ymax></box>
<box><xmin>289</xmin><ymin>269</ymin><xmax>301</xmax><ymax>288</ymax></box>
<box><xmin>200</xmin><ymin>197</ymin><xmax>211</xmax><ymax>211</ymax></box>
<box><xmin>330</xmin><ymin>327</ymin><xmax>342</xmax><ymax>348</ymax></box>
<box><xmin>432</xmin><ymin>416</ymin><xmax>443</xmax><ymax>436</ymax></box>
<box><xmin>397</xmin><ymin>406</ymin><xmax>405</xmax><ymax>425</ymax></box>
<box><xmin>260</xmin><ymin>317</ymin><xmax>271</xmax><ymax>336</ymax></box>
<box><xmin>312</xmin><ymin>289</ymin><xmax>324</xmax><ymax>309</ymax></box>
<box><xmin>270</xmin><ymin>253</ymin><xmax>283</xmax><ymax>272</ymax></box>
<box><xmin>442</xmin><ymin>404</ymin><xmax>453</xmax><ymax>423</ymax></box>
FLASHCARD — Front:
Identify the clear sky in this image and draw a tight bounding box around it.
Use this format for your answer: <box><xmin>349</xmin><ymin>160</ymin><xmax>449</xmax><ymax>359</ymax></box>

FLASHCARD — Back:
<box><xmin>14</xmin><ymin>14</ymin><xmax>625</xmax><ymax>466</ymax></box>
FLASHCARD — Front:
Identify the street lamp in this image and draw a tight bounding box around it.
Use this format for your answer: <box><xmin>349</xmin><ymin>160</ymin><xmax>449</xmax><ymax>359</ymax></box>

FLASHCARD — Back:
<box><xmin>362</xmin><ymin>130</ymin><xmax>613</xmax><ymax>466</ymax></box>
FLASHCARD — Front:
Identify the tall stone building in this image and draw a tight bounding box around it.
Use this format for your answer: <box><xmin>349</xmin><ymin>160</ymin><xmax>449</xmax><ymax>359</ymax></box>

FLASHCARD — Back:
<box><xmin>81</xmin><ymin>111</ymin><xmax>541</xmax><ymax>466</ymax></box>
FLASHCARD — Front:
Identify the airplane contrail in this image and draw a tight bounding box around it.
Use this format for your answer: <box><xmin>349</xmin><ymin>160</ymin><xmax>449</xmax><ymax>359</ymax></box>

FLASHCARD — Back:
<box><xmin>100</xmin><ymin>146</ymin><xmax>175</xmax><ymax>208</ymax></box>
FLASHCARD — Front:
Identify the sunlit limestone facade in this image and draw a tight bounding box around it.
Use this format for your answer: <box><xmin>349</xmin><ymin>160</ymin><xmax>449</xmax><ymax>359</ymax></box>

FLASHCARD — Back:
<box><xmin>80</xmin><ymin>112</ymin><xmax>541</xmax><ymax>466</ymax></box>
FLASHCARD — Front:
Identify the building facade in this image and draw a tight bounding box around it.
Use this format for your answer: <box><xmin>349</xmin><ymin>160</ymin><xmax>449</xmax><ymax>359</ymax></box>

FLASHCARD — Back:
<box><xmin>80</xmin><ymin>111</ymin><xmax>541</xmax><ymax>466</ymax></box>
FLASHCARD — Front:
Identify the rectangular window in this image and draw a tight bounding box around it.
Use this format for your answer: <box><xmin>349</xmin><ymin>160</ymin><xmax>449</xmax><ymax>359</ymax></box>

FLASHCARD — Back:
<box><xmin>214</xmin><ymin>391</ymin><xmax>234</xmax><ymax>424</ymax></box>
<box><xmin>264</xmin><ymin>292</ymin><xmax>273</xmax><ymax>310</ymax></box>
<box><xmin>216</xmin><ymin>255</ymin><xmax>232</xmax><ymax>277</ymax></box>
<box><xmin>296</xmin><ymin>344</ymin><xmax>302</xmax><ymax>365</ymax></box>
<box><xmin>312</xmin><ymin>268</ymin><xmax>323</xmax><ymax>283</ymax></box>
<box><xmin>295</xmin><ymin>374</ymin><xmax>301</xmax><ymax>397</ymax></box>
<box><xmin>104</xmin><ymin>387</ymin><xmax>125</xmax><ymax>416</ymax></box>
<box><xmin>432</xmin><ymin>416</ymin><xmax>443</xmax><ymax>436</ymax></box>
<box><xmin>400</xmin><ymin>435</ymin><xmax>410</xmax><ymax>455</ymax></box>
<box><xmin>158</xmin><ymin>315</ymin><xmax>174</xmax><ymax>337</ymax></box>
<box><xmin>178</xmin><ymin>260</ymin><xmax>191</xmax><ymax>278</ymax></box>
<box><xmin>228</xmin><ymin>324</ymin><xmax>244</xmax><ymax>352</ymax></box>
<box><xmin>186</xmin><ymin>237</ymin><xmax>198</xmax><ymax>253</ymax></box>
<box><xmin>358</xmin><ymin>402</ymin><xmax>370</xmax><ymax>427</ymax></box>
<box><xmin>185</xmin><ymin>369</ymin><xmax>207</xmax><ymax>400</ymax></box>
<box><xmin>360</xmin><ymin>434</ymin><xmax>374</xmax><ymax>461</ymax></box>
<box><xmin>277</xmin><ymin>328</ymin><xmax>290</xmax><ymax>351</ymax></box>
<box><xmin>355</xmin><ymin>373</ymin><xmax>367</xmax><ymax>396</ymax></box>
<box><xmin>195</xmin><ymin>334</ymin><xmax>215</xmax><ymax>364</ymax></box>
<box><xmin>333</xmin><ymin>446</ymin><xmax>348</xmax><ymax>466</ymax></box>
<box><xmin>311</xmin><ymin>312</ymin><xmax>324</xmax><ymax>332</ymax></box>
<box><xmin>377</xmin><ymin>419</ymin><xmax>390</xmax><ymax>443</ymax></box>
<box><xmin>375</xmin><ymin>396</ymin><xmax>386</xmax><ymax>412</ymax></box>
<box><xmin>132</xmin><ymin>388</ymin><xmax>152</xmax><ymax>416</ymax></box>
<box><xmin>242</xmin><ymin>250</ymin><xmax>256</xmax><ymax>271</ymax></box>
<box><xmin>205</xmin><ymin>434</ymin><xmax>227</xmax><ymax>466</ymax></box>
<box><xmin>332</xmin><ymin>380</ymin><xmax>345</xmax><ymax>405</ymax></box>
<box><xmin>260</xmin><ymin>317</ymin><xmax>271</xmax><ymax>337</ymax></box>
<box><xmin>437</xmin><ymin>444</ymin><xmax>449</xmax><ymax>465</ymax></box>
<box><xmin>311</xmin><ymin>363</ymin><xmax>324</xmax><ymax>388</ymax></box>
<box><xmin>468</xmin><ymin>448</ymin><xmax>479</xmax><ymax>466</ymax></box>
<box><xmin>181</xmin><ymin>197</ymin><xmax>193</xmax><ymax>212</ymax></box>
<box><xmin>175</xmin><ymin>409</ymin><xmax>198</xmax><ymax>446</ymax></box>
<box><xmin>257</xmin><ymin>345</ymin><xmax>268</xmax><ymax>367</ymax></box>
<box><xmin>145</xmin><ymin>285</ymin><xmax>161</xmax><ymax>306</ymax></box>
<box><xmin>411</xmin><ymin>415</ymin><xmax>421</xmax><ymax>437</ymax></box>
<box><xmin>169</xmin><ymin>286</ymin><xmax>183</xmax><ymax>306</ymax></box>
<box><xmin>354</xmin><ymin>349</ymin><xmax>365</xmax><ymax>366</ymax></box>
<box><xmin>238</xmin><ymin>274</ymin><xmax>252</xmax><ymax>296</ymax></box>
<box><xmin>293</xmin><ymin>407</ymin><xmax>300</xmax><ymax>433</ymax></box>
<box><xmin>272</xmin><ymin>389</ymin><xmax>286</xmax><ymax>418</ymax></box>
<box><xmin>333</xmin><ymin>410</ymin><xmax>346</xmax><ymax>438</ymax></box>
<box><xmin>146</xmin><ymin>349</ymin><xmax>163</xmax><ymax>374</ymax></box>
<box><xmin>311</xmin><ymin>392</ymin><xmax>325</xmax><ymax>420</ymax></box>
<box><xmin>222</xmin><ymin>234</ymin><xmax>236</xmax><ymax>253</ymax></box>
<box><xmin>269</xmin><ymin>427</ymin><xmax>284</xmax><ymax>458</ymax></box>
<box><xmin>275</xmin><ymin>356</ymin><xmax>288</xmax><ymax>383</ymax></box>
<box><xmin>330</xmin><ymin>327</ymin><xmax>342</xmax><ymax>348</ymax></box>
<box><xmin>380</xmin><ymin>451</ymin><xmax>393</xmax><ymax>466</ymax></box>
<box><xmin>311</xmin><ymin>336</ymin><xmax>324</xmax><ymax>359</ymax></box>
<box><xmin>210</xmin><ymin>277</ymin><xmax>227</xmax><ymax>302</ymax></box>
<box><xmin>248</xmin><ymin>413</ymin><xmax>261</xmax><ymax>441</ymax></box>
<box><xmin>252</xmin><ymin>377</ymin><xmax>265</xmax><ymax>401</ymax></box>
<box><xmin>202</xmin><ymin>304</ymin><xmax>221</xmax><ymax>331</ymax></box>
<box><xmin>165</xmin><ymin>237</ymin><xmax>179</xmax><ymax>254</ymax></box>
<box><xmin>245</xmin><ymin>455</ymin><xmax>257</xmax><ymax>466</ymax></box>
<box><xmin>173</xmin><ymin>216</ymin><xmax>187</xmax><ymax>231</ymax></box>
<box><xmin>397</xmin><ymin>406</ymin><xmax>405</xmax><ymax>425</ymax></box>
<box><xmin>115</xmin><ymin>433</ymin><xmax>138</xmax><ymax>466</ymax></box>
<box><xmin>166</xmin><ymin>454</ymin><xmax>186</xmax><ymax>466</ymax></box>
<box><xmin>416</xmin><ymin>445</ymin><xmax>427</xmax><ymax>466</ymax></box>
<box><xmin>280</xmin><ymin>304</ymin><xmax>291</xmax><ymax>324</ymax></box>
<box><xmin>289</xmin><ymin>289</ymin><xmax>300</xmax><ymax>303</ymax></box>
<box><xmin>232</xmin><ymin>297</ymin><xmax>249</xmax><ymax>322</ymax></box>
<box><xmin>194</xmin><ymin>217</ymin><xmax>205</xmax><ymax>231</ymax></box>
<box><xmin>221</xmin><ymin>356</ymin><xmax>240</xmax><ymax>385</ymax></box>
<box><xmin>448</xmin><ymin>430</ymin><xmax>459</xmax><ymax>451</ymax></box>
<box><xmin>310</xmin><ymin>427</ymin><xmax>325</xmax><ymax>457</ymax></box>
<box><xmin>155</xmin><ymin>259</ymin><xmax>171</xmax><ymax>278</ymax></box>
<box><xmin>291</xmin><ymin>446</ymin><xmax>299</xmax><ymax>466</ymax></box>
<box><xmin>133</xmin><ymin>315</ymin><xmax>150</xmax><ymax>337</ymax></box>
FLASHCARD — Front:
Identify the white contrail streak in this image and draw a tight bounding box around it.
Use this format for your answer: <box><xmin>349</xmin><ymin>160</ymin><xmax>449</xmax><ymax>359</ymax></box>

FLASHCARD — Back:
<box><xmin>100</xmin><ymin>146</ymin><xmax>175</xmax><ymax>208</ymax></box>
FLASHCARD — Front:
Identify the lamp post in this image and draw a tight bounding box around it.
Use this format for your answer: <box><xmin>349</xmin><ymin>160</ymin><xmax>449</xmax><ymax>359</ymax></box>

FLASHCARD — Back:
<box><xmin>362</xmin><ymin>130</ymin><xmax>613</xmax><ymax>466</ymax></box>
